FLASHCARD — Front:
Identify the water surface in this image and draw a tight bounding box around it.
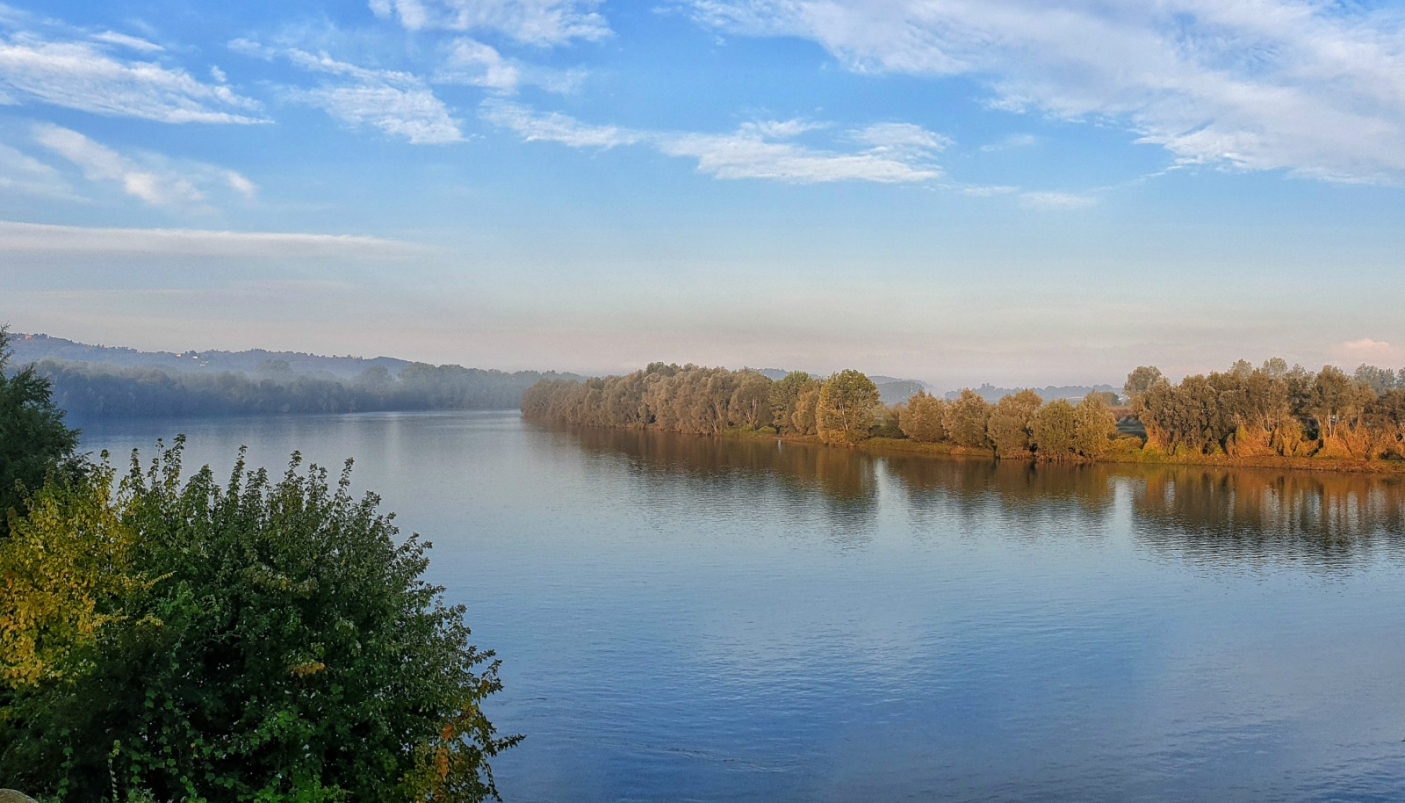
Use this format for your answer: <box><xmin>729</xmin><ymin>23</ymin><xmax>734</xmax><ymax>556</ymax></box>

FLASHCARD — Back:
<box><xmin>80</xmin><ymin>411</ymin><xmax>1405</xmax><ymax>802</ymax></box>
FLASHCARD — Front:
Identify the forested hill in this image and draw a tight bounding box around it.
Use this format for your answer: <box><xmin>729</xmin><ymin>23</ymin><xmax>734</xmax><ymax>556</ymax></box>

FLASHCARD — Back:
<box><xmin>8</xmin><ymin>333</ymin><xmax>580</xmax><ymax>424</ymax></box>
<box><xmin>10</xmin><ymin>332</ymin><xmax>414</xmax><ymax>379</ymax></box>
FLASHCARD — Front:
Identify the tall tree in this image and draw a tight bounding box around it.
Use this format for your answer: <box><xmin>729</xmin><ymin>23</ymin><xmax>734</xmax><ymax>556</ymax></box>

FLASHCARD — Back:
<box><xmin>986</xmin><ymin>390</ymin><xmax>1043</xmax><ymax>458</ymax></box>
<box><xmin>0</xmin><ymin>327</ymin><xmax>82</xmax><ymax>537</ymax></box>
<box><xmin>1072</xmin><ymin>392</ymin><xmax>1118</xmax><ymax>457</ymax></box>
<box><xmin>1123</xmin><ymin>366</ymin><xmax>1163</xmax><ymax>406</ymax></box>
<box><xmin>944</xmin><ymin>390</ymin><xmax>992</xmax><ymax>450</ymax></box>
<box><xmin>769</xmin><ymin>371</ymin><xmax>813</xmax><ymax>433</ymax></box>
<box><xmin>815</xmin><ymin>370</ymin><xmax>880</xmax><ymax>447</ymax></box>
<box><xmin>728</xmin><ymin>372</ymin><xmax>773</xmax><ymax>430</ymax></box>
<box><xmin>898</xmin><ymin>391</ymin><xmax>947</xmax><ymax>443</ymax></box>
<box><xmin>1031</xmin><ymin>399</ymin><xmax>1078</xmax><ymax>459</ymax></box>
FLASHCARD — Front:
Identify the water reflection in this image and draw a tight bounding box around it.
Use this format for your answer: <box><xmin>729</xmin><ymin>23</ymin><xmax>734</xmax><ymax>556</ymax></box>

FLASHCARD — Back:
<box><xmin>1131</xmin><ymin>467</ymin><xmax>1405</xmax><ymax>569</ymax></box>
<box><xmin>548</xmin><ymin>424</ymin><xmax>1405</xmax><ymax>569</ymax></box>
<box><xmin>559</xmin><ymin>425</ymin><xmax>880</xmax><ymax>541</ymax></box>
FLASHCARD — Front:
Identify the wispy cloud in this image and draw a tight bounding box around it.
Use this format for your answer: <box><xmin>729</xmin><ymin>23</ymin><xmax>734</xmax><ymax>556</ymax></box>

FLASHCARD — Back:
<box><xmin>960</xmin><ymin>185</ymin><xmax>1017</xmax><ymax>197</ymax></box>
<box><xmin>981</xmin><ymin>133</ymin><xmax>1039</xmax><ymax>152</ymax></box>
<box><xmin>688</xmin><ymin>0</ymin><xmax>1405</xmax><ymax>184</ymax></box>
<box><xmin>0</xmin><ymin>220</ymin><xmax>424</xmax><ymax>260</ymax></box>
<box><xmin>369</xmin><ymin>0</ymin><xmax>609</xmax><ymax>46</ymax></box>
<box><xmin>481</xmin><ymin>100</ymin><xmax>946</xmax><ymax>183</ymax></box>
<box><xmin>0</xmin><ymin>142</ymin><xmax>71</xmax><ymax>198</ymax></box>
<box><xmin>434</xmin><ymin>37</ymin><xmax>585</xmax><ymax>94</ymax></box>
<box><xmin>34</xmin><ymin>124</ymin><xmax>256</xmax><ymax>208</ymax></box>
<box><xmin>480</xmin><ymin>99</ymin><xmax>640</xmax><ymax>147</ymax></box>
<box><xmin>1017</xmin><ymin>190</ymin><xmax>1097</xmax><ymax>210</ymax></box>
<box><xmin>88</xmin><ymin>31</ymin><xmax>163</xmax><ymax>53</ymax></box>
<box><xmin>231</xmin><ymin>39</ymin><xmax>463</xmax><ymax>145</ymax></box>
<box><xmin>0</xmin><ymin>18</ymin><xmax>262</xmax><ymax>124</ymax></box>
<box><xmin>1342</xmin><ymin>338</ymin><xmax>1392</xmax><ymax>354</ymax></box>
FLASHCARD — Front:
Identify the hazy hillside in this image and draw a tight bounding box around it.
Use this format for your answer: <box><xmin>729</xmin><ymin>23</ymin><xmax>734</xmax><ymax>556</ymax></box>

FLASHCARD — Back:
<box><xmin>9</xmin><ymin>332</ymin><xmax>414</xmax><ymax>379</ymax></box>
<box><xmin>8</xmin><ymin>333</ymin><xmax>581</xmax><ymax>423</ymax></box>
<box><xmin>947</xmin><ymin>383</ymin><xmax>1121</xmax><ymax>404</ymax></box>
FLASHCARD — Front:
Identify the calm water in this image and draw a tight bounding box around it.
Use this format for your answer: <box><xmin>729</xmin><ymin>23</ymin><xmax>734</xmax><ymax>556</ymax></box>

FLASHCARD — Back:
<box><xmin>79</xmin><ymin>411</ymin><xmax>1405</xmax><ymax>803</ymax></box>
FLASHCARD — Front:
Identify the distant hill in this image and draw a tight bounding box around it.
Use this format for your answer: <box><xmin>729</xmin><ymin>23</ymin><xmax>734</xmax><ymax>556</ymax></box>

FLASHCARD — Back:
<box><xmin>9</xmin><ymin>332</ymin><xmax>412</xmax><ymax>380</ymax></box>
<box><xmin>7</xmin><ymin>332</ymin><xmax>581</xmax><ymax>423</ymax></box>
<box><xmin>946</xmin><ymin>383</ymin><xmax>1121</xmax><ymax>404</ymax></box>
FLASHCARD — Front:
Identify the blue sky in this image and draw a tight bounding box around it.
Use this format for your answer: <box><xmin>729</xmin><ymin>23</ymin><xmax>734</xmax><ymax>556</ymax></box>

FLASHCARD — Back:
<box><xmin>2</xmin><ymin>0</ymin><xmax>1404</xmax><ymax>387</ymax></box>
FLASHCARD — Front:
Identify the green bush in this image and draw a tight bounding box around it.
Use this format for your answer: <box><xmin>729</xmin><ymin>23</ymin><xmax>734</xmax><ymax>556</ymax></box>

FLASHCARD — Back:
<box><xmin>0</xmin><ymin>440</ymin><xmax>518</xmax><ymax>802</ymax></box>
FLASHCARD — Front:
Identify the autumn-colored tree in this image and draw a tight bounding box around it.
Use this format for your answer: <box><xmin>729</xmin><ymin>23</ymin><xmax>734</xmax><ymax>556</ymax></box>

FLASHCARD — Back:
<box><xmin>1031</xmin><ymin>399</ymin><xmax>1078</xmax><ymax>459</ymax></box>
<box><xmin>1123</xmin><ymin>366</ymin><xmax>1163</xmax><ymax>406</ymax></box>
<box><xmin>986</xmin><ymin>390</ymin><xmax>1042</xmax><ymax>458</ymax></box>
<box><xmin>944</xmin><ymin>389</ymin><xmax>992</xmax><ymax>450</ymax></box>
<box><xmin>791</xmin><ymin>383</ymin><xmax>822</xmax><ymax>436</ymax></box>
<box><xmin>728</xmin><ymin>371</ymin><xmax>773</xmax><ymax>430</ymax></box>
<box><xmin>1355</xmin><ymin>364</ymin><xmax>1398</xmax><ymax>394</ymax></box>
<box><xmin>1072</xmin><ymin>392</ymin><xmax>1117</xmax><ymax>458</ymax></box>
<box><xmin>899</xmin><ymin>391</ymin><xmax>948</xmax><ymax>443</ymax></box>
<box><xmin>769</xmin><ymin>371</ymin><xmax>813</xmax><ymax>433</ymax></box>
<box><xmin>815</xmin><ymin>370</ymin><xmax>880</xmax><ymax>447</ymax></box>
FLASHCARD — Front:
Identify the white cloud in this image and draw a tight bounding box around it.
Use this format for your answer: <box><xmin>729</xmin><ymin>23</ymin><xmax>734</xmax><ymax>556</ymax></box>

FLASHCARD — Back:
<box><xmin>961</xmin><ymin>185</ymin><xmax>1017</xmax><ymax>197</ymax></box>
<box><xmin>439</xmin><ymin>38</ymin><xmax>519</xmax><ymax>91</ymax></box>
<box><xmin>1018</xmin><ymin>191</ymin><xmax>1097</xmax><ymax>210</ymax></box>
<box><xmin>224</xmin><ymin>171</ymin><xmax>257</xmax><ymax>200</ymax></box>
<box><xmin>0</xmin><ymin>219</ymin><xmax>424</xmax><ymax>260</ymax></box>
<box><xmin>659</xmin><ymin>130</ymin><xmax>941</xmax><ymax>183</ymax></box>
<box><xmin>480</xmin><ymin>99</ymin><xmax>641</xmax><ymax>148</ymax></box>
<box><xmin>849</xmin><ymin>122</ymin><xmax>953</xmax><ymax>155</ymax></box>
<box><xmin>33</xmin><ymin>124</ymin><xmax>257</xmax><ymax>208</ymax></box>
<box><xmin>481</xmin><ymin>100</ymin><xmax>945</xmax><ymax>183</ymax></box>
<box><xmin>433</xmin><ymin>37</ymin><xmax>585</xmax><ymax>94</ymax></box>
<box><xmin>89</xmin><ymin>31</ymin><xmax>163</xmax><ymax>53</ymax></box>
<box><xmin>1343</xmin><ymin>338</ymin><xmax>1392</xmax><ymax>353</ymax></box>
<box><xmin>369</xmin><ymin>0</ymin><xmax>609</xmax><ymax>46</ymax></box>
<box><xmin>0</xmin><ymin>28</ymin><xmax>263</xmax><ymax>124</ymax></box>
<box><xmin>233</xmin><ymin>40</ymin><xmax>463</xmax><ymax>144</ymax></box>
<box><xmin>299</xmin><ymin>85</ymin><xmax>463</xmax><ymax>144</ymax></box>
<box><xmin>688</xmin><ymin>0</ymin><xmax>1405</xmax><ymax>184</ymax></box>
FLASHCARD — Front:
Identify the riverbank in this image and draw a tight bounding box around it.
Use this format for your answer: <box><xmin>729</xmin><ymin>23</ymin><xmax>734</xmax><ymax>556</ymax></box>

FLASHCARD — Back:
<box><xmin>856</xmin><ymin>436</ymin><xmax>1405</xmax><ymax>475</ymax></box>
<box><xmin>649</xmin><ymin>426</ymin><xmax>1405</xmax><ymax>476</ymax></box>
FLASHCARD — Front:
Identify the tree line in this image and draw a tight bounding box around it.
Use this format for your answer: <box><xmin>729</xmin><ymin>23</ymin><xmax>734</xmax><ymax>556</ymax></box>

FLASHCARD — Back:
<box><xmin>523</xmin><ymin>358</ymin><xmax>1405</xmax><ymax>465</ymax></box>
<box><xmin>0</xmin><ymin>328</ymin><xmax>517</xmax><ymax>801</ymax></box>
<box><xmin>29</xmin><ymin>359</ymin><xmax>577</xmax><ymax>423</ymax></box>
<box><xmin>521</xmin><ymin>363</ymin><xmax>1121</xmax><ymax>460</ymax></box>
<box><xmin>1125</xmin><ymin>359</ymin><xmax>1405</xmax><ymax>460</ymax></box>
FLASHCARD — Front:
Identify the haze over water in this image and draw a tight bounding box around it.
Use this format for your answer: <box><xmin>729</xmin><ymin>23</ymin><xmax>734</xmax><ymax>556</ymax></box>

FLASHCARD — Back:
<box><xmin>81</xmin><ymin>411</ymin><xmax>1405</xmax><ymax>803</ymax></box>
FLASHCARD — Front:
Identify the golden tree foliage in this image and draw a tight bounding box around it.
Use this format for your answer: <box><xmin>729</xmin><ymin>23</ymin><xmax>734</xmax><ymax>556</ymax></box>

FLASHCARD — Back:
<box><xmin>987</xmin><ymin>390</ymin><xmax>1043</xmax><ymax>458</ymax></box>
<box><xmin>1072</xmin><ymin>393</ymin><xmax>1118</xmax><ymax>458</ymax></box>
<box><xmin>816</xmin><ymin>370</ymin><xmax>880</xmax><ymax>447</ymax></box>
<box><xmin>0</xmin><ymin>463</ymin><xmax>143</xmax><ymax>690</ymax></box>
<box><xmin>944</xmin><ymin>390</ymin><xmax>992</xmax><ymax>450</ymax></box>
<box><xmin>899</xmin><ymin>391</ymin><xmax>947</xmax><ymax>443</ymax></box>
<box><xmin>1031</xmin><ymin>400</ymin><xmax>1078</xmax><ymax>459</ymax></box>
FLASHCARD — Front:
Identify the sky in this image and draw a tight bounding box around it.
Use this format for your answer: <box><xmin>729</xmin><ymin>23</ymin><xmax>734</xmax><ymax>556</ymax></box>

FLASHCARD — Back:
<box><xmin>2</xmin><ymin>0</ymin><xmax>1404</xmax><ymax>388</ymax></box>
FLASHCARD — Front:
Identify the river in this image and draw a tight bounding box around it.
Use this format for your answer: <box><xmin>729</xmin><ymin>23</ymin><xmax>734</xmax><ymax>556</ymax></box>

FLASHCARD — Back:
<box><xmin>79</xmin><ymin>410</ymin><xmax>1405</xmax><ymax>802</ymax></box>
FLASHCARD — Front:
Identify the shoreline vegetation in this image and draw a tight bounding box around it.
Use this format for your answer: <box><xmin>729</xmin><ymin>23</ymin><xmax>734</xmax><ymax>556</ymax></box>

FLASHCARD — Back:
<box><xmin>521</xmin><ymin>361</ymin><xmax>1405</xmax><ymax>475</ymax></box>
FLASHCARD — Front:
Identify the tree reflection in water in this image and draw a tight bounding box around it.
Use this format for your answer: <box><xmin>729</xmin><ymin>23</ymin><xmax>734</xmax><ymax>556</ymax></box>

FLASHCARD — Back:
<box><xmin>541</xmin><ymin>423</ymin><xmax>1405</xmax><ymax>570</ymax></box>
